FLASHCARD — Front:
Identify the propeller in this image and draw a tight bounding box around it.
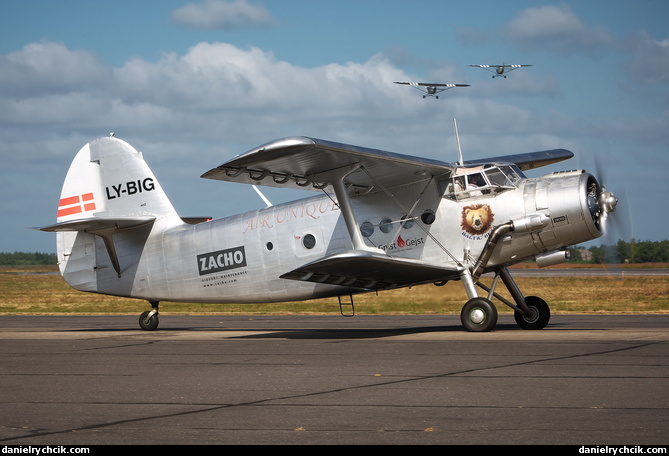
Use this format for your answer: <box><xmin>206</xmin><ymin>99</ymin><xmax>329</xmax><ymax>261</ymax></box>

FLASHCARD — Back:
<box><xmin>589</xmin><ymin>154</ymin><xmax>634</xmax><ymax>273</ymax></box>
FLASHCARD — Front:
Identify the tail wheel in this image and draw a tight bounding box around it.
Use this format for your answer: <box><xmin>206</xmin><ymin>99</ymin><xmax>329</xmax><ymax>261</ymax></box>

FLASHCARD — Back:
<box><xmin>461</xmin><ymin>297</ymin><xmax>498</xmax><ymax>332</ymax></box>
<box><xmin>514</xmin><ymin>296</ymin><xmax>550</xmax><ymax>330</ymax></box>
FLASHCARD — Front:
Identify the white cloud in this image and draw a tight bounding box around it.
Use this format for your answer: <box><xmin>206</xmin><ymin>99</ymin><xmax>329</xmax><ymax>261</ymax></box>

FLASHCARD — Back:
<box><xmin>501</xmin><ymin>4</ymin><xmax>614</xmax><ymax>54</ymax></box>
<box><xmin>0</xmin><ymin>42</ymin><xmax>110</xmax><ymax>98</ymax></box>
<box><xmin>621</xmin><ymin>31</ymin><xmax>669</xmax><ymax>85</ymax></box>
<box><xmin>0</xmin><ymin>39</ymin><xmax>656</xmax><ymax>160</ymax></box>
<box><xmin>171</xmin><ymin>0</ymin><xmax>275</xmax><ymax>30</ymax></box>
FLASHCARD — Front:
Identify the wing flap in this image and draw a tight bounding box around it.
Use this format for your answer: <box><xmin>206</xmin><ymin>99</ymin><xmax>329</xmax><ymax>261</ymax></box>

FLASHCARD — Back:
<box><xmin>280</xmin><ymin>250</ymin><xmax>461</xmax><ymax>290</ymax></box>
<box><xmin>201</xmin><ymin>136</ymin><xmax>453</xmax><ymax>194</ymax></box>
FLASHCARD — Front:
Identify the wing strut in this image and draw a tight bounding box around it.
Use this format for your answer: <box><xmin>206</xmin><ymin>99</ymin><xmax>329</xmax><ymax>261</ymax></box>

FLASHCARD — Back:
<box><xmin>315</xmin><ymin>163</ymin><xmax>383</xmax><ymax>253</ymax></box>
<box><xmin>357</xmin><ymin>166</ymin><xmax>464</xmax><ymax>266</ymax></box>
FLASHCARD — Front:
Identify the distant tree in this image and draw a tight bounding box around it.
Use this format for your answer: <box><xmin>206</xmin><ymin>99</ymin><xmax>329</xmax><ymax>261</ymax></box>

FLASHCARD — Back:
<box><xmin>575</xmin><ymin>239</ymin><xmax>669</xmax><ymax>264</ymax></box>
<box><xmin>0</xmin><ymin>252</ymin><xmax>57</xmax><ymax>266</ymax></box>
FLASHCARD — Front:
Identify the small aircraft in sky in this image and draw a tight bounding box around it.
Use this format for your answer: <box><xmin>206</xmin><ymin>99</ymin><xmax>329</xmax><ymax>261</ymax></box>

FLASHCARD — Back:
<box><xmin>394</xmin><ymin>81</ymin><xmax>470</xmax><ymax>98</ymax></box>
<box><xmin>38</xmin><ymin>130</ymin><xmax>617</xmax><ymax>332</ymax></box>
<box><xmin>469</xmin><ymin>64</ymin><xmax>533</xmax><ymax>78</ymax></box>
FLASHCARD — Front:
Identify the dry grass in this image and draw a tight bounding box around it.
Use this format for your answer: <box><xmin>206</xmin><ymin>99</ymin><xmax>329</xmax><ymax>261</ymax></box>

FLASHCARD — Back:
<box><xmin>1</xmin><ymin>266</ymin><xmax>667</xmax><ymax>315</ymax></box>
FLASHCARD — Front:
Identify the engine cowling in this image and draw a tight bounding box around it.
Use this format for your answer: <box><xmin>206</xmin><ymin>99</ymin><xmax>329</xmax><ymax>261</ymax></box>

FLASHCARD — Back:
<box><xmin>522</xmin><ymin>170</ymin><xmax>617</xmax><ymax>251</ymax></box>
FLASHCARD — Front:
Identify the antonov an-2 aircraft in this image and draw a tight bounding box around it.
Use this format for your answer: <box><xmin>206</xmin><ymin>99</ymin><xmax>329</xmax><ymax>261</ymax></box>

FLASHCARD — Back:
<box><xmin>38</xmin><ymin>134</ymin><xmax>618</xmax><ymax>332</ymax></box>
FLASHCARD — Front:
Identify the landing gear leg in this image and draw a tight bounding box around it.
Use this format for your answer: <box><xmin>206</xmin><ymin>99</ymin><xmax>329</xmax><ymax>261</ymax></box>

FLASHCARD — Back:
<box><xmin>139</xmin><ymin>300</ymin><xmax>160</xmax><ymax>331</ymax></box>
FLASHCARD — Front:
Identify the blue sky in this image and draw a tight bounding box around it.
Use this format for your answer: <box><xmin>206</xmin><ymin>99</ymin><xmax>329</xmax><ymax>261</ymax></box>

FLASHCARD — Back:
<box><xmin>1</xmin><ymin>0</ymin><xmax>667</xmax><ymax>253</ymax></box>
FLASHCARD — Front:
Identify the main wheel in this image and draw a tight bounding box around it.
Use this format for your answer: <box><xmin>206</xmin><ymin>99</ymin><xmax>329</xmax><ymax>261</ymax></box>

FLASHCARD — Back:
<box><xmin>514</xmin><ymin>296</ymin><xmax>550</xmax><ymax>330</ymax></box>
<box><xmin>139</xmin><ymin>311</ymin><xmax>159</xmax><ymax>331</ymax></box>
<box><xmin>460</xmin><ymin>297</ymin><xmax>498</xmax><ymax>332</ymax></box>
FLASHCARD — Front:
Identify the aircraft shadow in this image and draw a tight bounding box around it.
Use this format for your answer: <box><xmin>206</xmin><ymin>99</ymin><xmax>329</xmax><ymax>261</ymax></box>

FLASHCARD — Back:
<box><xmin>228</xmin><ymin>322</ymin><xmax>526</xmax><ymax>339</ymax></box>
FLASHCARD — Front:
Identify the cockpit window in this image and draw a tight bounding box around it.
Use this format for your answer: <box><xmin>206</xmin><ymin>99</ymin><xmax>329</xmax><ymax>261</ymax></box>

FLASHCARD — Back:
<box><xmin>445</xmin><ymin>164</ymin><xmax>523</xmax><ymax>201</ymax></box>
<box><xmin>485</xmin><ymin>167</ymin><xmax>511</xmax><ymax>187</ymax></box>
<box><xmin>498</xmin><ymin>165</ymin><xmax>524</xmax><ymax>185</ymax></box>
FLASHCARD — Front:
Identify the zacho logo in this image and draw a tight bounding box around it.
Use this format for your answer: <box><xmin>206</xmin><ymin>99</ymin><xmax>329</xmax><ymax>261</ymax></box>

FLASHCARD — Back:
<box><xmin>197</xmin><ymin>247</ymin><xmax>247</xmax><ymax>276</ymax></box>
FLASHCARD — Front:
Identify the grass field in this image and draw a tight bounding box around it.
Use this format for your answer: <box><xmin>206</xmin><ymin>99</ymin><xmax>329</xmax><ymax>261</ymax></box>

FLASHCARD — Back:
<box><xmin>1</xmin><ymin>264</ymin><xmax>667</xmax><ymax>315</ymax></box>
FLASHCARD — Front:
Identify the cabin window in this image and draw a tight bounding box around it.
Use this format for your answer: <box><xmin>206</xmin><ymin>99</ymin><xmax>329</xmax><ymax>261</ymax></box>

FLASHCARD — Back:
<box><xmin>421</xmin><ymin>209</ymin><xmax>436</xmax><ymax>225</ymax></box>
<box><xmin>379</xmin><ymin>217</ymin><xmax>393</xmax><ymax>233</ymax></box>
<box><xmin>302</xmin><ymin>234</ymin><xmax>316</xmax><ymax>249</ymax></box>
<box><xmin>360</xmin><ymin>222</ymin><xmax>374</xmax><ymax>238</ymax></box>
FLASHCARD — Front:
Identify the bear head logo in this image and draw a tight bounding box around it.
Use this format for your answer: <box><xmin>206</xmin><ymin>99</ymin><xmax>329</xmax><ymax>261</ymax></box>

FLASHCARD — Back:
<box><xmin>461</xmin><ymin>204</ymin><xmax>494</xmax><ymax>235</ymax></box>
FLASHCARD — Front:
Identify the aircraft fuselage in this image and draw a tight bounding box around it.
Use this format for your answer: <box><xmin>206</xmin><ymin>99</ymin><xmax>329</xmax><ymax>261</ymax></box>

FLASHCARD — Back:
<box><xmin>74</xmin><ymin>168</ymin><xmax>601</xmax><ymax>304</ymax></box>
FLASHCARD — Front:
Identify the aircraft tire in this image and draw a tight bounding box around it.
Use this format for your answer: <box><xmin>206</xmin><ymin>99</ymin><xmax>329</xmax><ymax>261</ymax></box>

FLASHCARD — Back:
<box><xmin>139</xmin><ymin>311</ymin><xmax>159</xmax><ymax>331</ymax></box>
<box><xmin>460</xmin><ymin>297</ymin><xmax>498</xmax><ymax>332</ymax></box>
<box><xmin>514</xmin><ymin>296</ymin><xmax>550</xmax><ymax>330</ymax></box>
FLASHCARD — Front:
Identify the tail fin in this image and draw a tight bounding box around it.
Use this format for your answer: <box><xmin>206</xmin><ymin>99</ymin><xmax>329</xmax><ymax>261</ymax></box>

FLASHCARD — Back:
<box><xmin>39</xmin><ymin>136</ymin><xmax>181</xmax><ymax>290</ymax></box>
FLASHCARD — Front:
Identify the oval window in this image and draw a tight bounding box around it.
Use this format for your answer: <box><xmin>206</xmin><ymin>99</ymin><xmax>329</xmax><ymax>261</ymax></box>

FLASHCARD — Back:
<box><xmin>360</xmin><ymin>221</ymin><xmax>374</xmax><ymax>238</ymax></box>
<box><xmin>400</xmin><ymin>215</ymin><xmax>414</xmax><ymax>229</ymax></box>
<box><xmin>379</xmin><ymin>217</ymin><xmax>393</xmax><ymax>233</ymax></box>
<box><xmin>421</xmin><ymin>209</ymin><xmax>436</xmax><ymax>225</ymax></box>
<box><xmin>302</xmin><ymin>233</ymin><xmax>316</xmax><ymax>249</ymax></box>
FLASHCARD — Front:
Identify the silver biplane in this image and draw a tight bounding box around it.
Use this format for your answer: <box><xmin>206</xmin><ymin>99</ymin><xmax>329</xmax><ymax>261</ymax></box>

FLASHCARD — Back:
<box><xmin>394</xmin><ymin>81</ymin><xmax>470</xmax><ymax>98</ymax></box>
<box><xmin>38</xmin><ymin>133</ymin><xmax>617</xmax><ymax>332</ymax></box>
<box><xmin>469</xmin><ymin>64</ymin><xmax>533</xmax><ymax>78</ymax></box>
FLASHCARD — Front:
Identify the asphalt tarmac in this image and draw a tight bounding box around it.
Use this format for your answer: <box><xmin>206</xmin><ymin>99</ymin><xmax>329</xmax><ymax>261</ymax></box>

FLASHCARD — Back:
<box><xmin>0</xmin><ymin>314</ymin><xmax>667</xmax><ymax>446</ymax></box>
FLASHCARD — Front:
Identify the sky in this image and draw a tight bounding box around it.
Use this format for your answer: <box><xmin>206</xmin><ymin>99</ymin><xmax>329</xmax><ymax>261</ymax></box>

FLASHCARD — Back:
<box><xmin>1</xmin><ymin>0</ymin><xmax>667</xmax><ymax>254</ymax></box>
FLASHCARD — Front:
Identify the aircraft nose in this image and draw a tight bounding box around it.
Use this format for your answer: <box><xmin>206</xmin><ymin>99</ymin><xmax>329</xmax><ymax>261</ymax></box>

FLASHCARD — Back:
<box><xmin>600</xmin><ymin>190</ymin><xmax>618</xmax><ymax>213</ymax></box>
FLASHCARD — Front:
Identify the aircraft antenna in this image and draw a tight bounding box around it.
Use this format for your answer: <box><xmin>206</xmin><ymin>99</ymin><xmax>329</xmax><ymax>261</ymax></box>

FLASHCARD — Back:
<box><xmin>454</xmin><ymin>118</ymin><xmax>463</xmax><ymax>165</ymax></box>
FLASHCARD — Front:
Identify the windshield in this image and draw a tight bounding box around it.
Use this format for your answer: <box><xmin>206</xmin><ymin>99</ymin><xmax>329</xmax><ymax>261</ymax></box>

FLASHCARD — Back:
<box><xmin>445</xmin><ymin>164</ymin><xmax>523</xmax><ymax>201</ymax></box>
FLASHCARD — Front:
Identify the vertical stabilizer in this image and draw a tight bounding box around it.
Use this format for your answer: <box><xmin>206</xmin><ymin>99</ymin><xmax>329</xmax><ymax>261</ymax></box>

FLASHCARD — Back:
<box><xmin>59</xmin><ymin>136</ymin><xmax>180</xmax><ymax>222</ymax></box>
<box><xmin>40</xmin><ymin>136</ymin><xmax>181</xmax><ymax>290</ymax></box>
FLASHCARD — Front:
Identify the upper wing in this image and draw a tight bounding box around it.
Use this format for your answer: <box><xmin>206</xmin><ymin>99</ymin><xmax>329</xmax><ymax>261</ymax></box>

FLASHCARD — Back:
<box><xmin>468</xmin><ymin>64</ymin><xmax>532</xmax><ymax>68</ymax></box>
<box><xmin>394</xmin><ymin>81</ymin><xmax>470</xmax><ymax>88</ymax></box>
<box><xmin>201</xmin><ymin>136</ymin><xmax>573</xmax><ymax>194</ymax></box>
<box><xmin>201</xmin><ymin>136</ymin><xmax>453</xmax><ymax>194</ymax></box>
<box><xmin>464</xmin><ymin>149</ymin><xmax>574</xmax><ymax>171</ymax></box>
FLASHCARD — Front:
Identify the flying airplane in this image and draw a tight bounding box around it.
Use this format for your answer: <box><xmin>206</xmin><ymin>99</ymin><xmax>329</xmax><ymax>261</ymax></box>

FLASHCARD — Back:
<box><xmin>37</xmin><ymin>133</ymin><xmax>618</xmax><ymax>332</ymax></box>
<box><xmin>394</xmin><ymin>81</ymin><xmax>470</xmax><ymax>98</ymax></box>
<box><xmin>469</xmin><ymin>64</ymin><xmax>533</xmax><ymax>78</ymax></box>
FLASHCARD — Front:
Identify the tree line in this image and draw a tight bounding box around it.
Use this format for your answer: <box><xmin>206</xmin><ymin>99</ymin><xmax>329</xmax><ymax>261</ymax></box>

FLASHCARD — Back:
<box><xmin>569</xmin><ymin>239</ymin><xmax>669</xmax><ymax>264</ymax></box>
<box><xmin>0</xmin><ymin>252</ymin><xmax>57</xmax><ymax>266</ymax></box>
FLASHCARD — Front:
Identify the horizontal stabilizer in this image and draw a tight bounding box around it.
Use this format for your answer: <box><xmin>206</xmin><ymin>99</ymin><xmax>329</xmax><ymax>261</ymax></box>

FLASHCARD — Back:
<box><xmin>36</xmin><ymin>216</ymin><xmax>155</xmax><ymax>275</ymax></box>
<box><xmin>280</xmin><ymin>250</ymin><xmax>461</xmax><ymax>290</ymax></box>
<box><xmin>36</xmin><ymin>216</ymin><xmax>156</xmax><ymax>233</ymax></box>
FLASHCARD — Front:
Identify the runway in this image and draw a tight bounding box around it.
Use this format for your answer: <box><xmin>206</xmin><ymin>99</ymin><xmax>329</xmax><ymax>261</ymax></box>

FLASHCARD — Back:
<box><xmin>1</xmin><ymin>314</ymin><xmax>667</xmax><ymax>446</ymax></box>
